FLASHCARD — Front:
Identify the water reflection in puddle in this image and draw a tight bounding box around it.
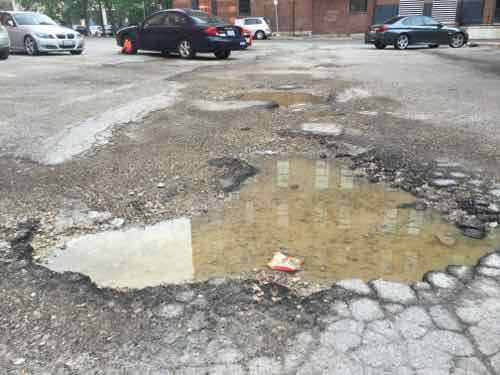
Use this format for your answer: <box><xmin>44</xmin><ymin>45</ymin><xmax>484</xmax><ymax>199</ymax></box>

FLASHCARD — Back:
<box><xmin>44</xmin><ymin>159</ymin><xmax>498</xmax><ymax>288</ymax></box>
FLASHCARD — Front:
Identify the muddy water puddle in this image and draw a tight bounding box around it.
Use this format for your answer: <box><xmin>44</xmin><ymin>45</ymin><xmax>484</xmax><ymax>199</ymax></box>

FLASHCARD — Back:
<box><xmin>238</xmin><ymin>92</ymin><xmax>325</xmax><ymax>107</ymax></box>
<box><xmin>43</xmin><ymin>158</ymin><xmax>498</xmax><ymax>289</ymax></box>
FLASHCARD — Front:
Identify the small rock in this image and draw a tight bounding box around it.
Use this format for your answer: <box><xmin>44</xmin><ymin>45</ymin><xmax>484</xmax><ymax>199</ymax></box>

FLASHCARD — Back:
<box><xmin>157</xmin><ymin>183</ymin><xmax>165</xmax><ymax>188</ymax></box>
<box><xmin>450</xmin><ymin>172</ymin><xmax>467</xmax><ymax>179</ymax></box>
<box><xmin>431</xmin><ymin>179</ymin><xmax>458</xmax><ymax>188</ymax></box>
<box><xmin>435</xmin><ymin>232</ymin><xmax>456</xmax><ymax>247</ymax></box>
<box><xmin>110</xmin><ymin>218</ymin><xmax>125</xmax><ymax>229</ymax></box>
<box><xmin>490</xmin><ymin>189</ymin><xmax>500</xmax><ymax>198</ymax></box>
<box><xmin>462</xmin><ymin>227</ymin><xmax>486</xmax><ymax>239</ymax></box>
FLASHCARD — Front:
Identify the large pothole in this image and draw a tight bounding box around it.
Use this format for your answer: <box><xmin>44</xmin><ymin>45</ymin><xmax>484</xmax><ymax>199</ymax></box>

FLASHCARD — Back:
<box><xmin>39</xmin><ymin>158</ymin><xmax>499</xmax><ymax>289</ymax></box>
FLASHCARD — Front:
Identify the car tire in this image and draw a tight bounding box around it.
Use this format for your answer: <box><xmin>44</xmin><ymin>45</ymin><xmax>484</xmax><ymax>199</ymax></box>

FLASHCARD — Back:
<box><xmin>449</xmin><ymin>33</ymin><xmax>465</xmax><ymax>48</ymax></box>
<box><xmin>122</xmin><ymin>35</ymin><xmax>137</xmax><ymax>54</ymax></box>
<box><xmin>394</xmin><ymin>34</ymin><xmax>409</xmax><ymax>50</ymax></box>
<box><xmin>70</xmin><ymin>50</ymin><xmax>83</xmax><ymax>55</ymax></box>
<box><xmin>178</xmin><ymin>39</ymin><xmax>195</xmax><ymax>59</ymax></box>
<box><xmin>214</xmin><ymin>50</ymin><xmax>231</xmax><ymax>59</ymax></box>
<box><xmin>24</xmin><ymin>35</ymin><xmax>39</xmax><ymax>56</ymax></box>
<box><xmin>255</xmin><ymin>30</ymin><xmax>265</xmax><ymax>40</ymax></box>
<box><xmin>0</xmin><ymin>49</ymin><xmax>8</xmax><ymax>60</ymax></box>
<box><xmin>428</xmin><ymin>43</ymin><xmax>439</xmax><ymax>48</ymax></box>
<box><xmin>374</xmin><ymin>42</ymin><xmax>386</xmax><ymax>49</ymax></box>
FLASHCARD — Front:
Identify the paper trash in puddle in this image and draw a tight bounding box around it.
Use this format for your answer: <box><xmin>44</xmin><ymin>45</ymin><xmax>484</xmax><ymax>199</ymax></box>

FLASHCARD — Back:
<box><xmin>268</xmin><ymin>252</ymin><xmax>304</xmax><ymax>273</ymax></box>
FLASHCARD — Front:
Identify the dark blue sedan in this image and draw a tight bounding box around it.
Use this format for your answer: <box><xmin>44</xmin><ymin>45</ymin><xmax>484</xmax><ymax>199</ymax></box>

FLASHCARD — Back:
<box><xmin>116</xmin><ymin>9</ymin><xmax>247</xmax><ymax>59</ymax></box>
<box><xmin>365</xmin><ymin>15</ymin><xmax>468</xmax><ymax>50</ymax></box>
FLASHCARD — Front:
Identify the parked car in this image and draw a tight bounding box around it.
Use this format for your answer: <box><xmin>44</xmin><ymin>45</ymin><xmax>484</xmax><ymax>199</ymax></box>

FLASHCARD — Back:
<box><xmin>0</xmin><ymin>24</ymin><xmax>9</xmax><ymax>59</ymax></box>
<box><xmin>234</xmin><ymin>17</ymin><xmax>272</xmax><ymax>40</ymax></box>
<box><xmin>365</xmin><ymin>15</ymin><xmax>468</xmax><ymax>50</ymax></box>
<box><xmin>0</xmin><ymin>11</ymin><xmax>85</xmax><ymax>55</ymax></box>
<box><xmin>73</xmin><ymin>25</ymin><xmax>90</xmax><ymax>37</ymax></box>
<box><xmin>103</xmin><ymin>24</ymin><xmax>114</xmax><ymax>37</ymax></box>
<box><xmin>89</xmin><ymin>25</ymin><xmax>103</xmax><ymax>37</ymax></box>
<box><xmin>116</xmin><ymin>9</ymin><xmax>247</xmax><ymax>59</ymax></box>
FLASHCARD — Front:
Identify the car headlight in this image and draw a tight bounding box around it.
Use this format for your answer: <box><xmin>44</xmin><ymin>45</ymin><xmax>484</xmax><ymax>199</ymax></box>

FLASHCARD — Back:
<box><xmin>35</xmin><ymin>32</ymin><xmax>54</xmax><ymax>39</ymax></box>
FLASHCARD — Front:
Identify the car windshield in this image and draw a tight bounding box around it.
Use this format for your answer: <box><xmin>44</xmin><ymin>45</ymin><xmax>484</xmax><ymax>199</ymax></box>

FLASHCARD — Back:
<box><xmin>13</xmin><ymin>13</ymin><xmax>57</xmax><ymax>26</ymax></box>
<box><xmin>384</xmin><ymin>16</ymin><xmax>405</xmax><ymax>25</ymax></box>
<box><xmin>187</xmin><ymin>10</ymin><xmax>221</xmax><ymax>24</ymax></box>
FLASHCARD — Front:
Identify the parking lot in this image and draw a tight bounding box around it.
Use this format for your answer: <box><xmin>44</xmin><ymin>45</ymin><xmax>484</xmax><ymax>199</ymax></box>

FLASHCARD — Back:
<box><xmin>3</xmin><ymin>37</ymin><xmax>500</xmax><ymax>374</ymax></box>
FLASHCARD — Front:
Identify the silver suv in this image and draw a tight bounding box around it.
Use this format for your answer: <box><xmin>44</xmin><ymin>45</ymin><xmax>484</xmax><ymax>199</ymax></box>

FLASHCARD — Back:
<box><xmin>0</xmin><ymin>11</ymin><xmax>85</xmax><ymax>55</ymax></box>
<box><xmin>235</xmin><ymin>17</ymin><xmax>272</xmax><ymax>40</ymax></box>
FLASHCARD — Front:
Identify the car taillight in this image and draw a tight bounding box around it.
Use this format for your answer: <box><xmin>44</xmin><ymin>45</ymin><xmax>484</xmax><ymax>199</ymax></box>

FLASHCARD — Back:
<box><xmin>204</xmin><ymin>26</ymin><xmax>218</xmax><ymax>36</ymax></box>
<box><xmin>376</xmin><ymin>25</ymin><xmax>388</xmax><ymax>33</ymax></box>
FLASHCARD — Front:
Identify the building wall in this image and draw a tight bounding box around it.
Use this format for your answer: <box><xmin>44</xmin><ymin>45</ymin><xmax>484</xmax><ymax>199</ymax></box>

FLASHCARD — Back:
<box><xmin>312</xmin><ymin>0</ymin><xmax>375</xmax><ymax>34</ymax></box>
<box><xmin>252</xmin><ymin>0</ymin><xmax>313</xmax><ymax>33</ymax></box>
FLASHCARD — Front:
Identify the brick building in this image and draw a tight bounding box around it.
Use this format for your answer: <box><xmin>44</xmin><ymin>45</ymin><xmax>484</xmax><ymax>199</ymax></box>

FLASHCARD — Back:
<box><xmin>171</xmin><ymin>0</ymin><xmax>500</xmax><ymax>37</ymax></box>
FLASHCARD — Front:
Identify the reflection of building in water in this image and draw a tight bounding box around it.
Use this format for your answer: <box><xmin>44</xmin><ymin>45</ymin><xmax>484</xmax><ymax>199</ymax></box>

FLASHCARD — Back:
<box><xmin>189</xmin><ymin>158</ymin><xmax>494</xmax><ymax>283</ymax></box>
<box><xmin>245</xmin><ymin>201</ymin><xmax>255</xmax><ymax>224</ymax></box>
<box><xmin>337</xmin><ymin>205</ymin><xmax>352</xmax><ymax>230</ymax></box>
<box><xmin>314</xmin><ymin>204</ymin><xmax>328</xmax><ymax>224</ymax></box>
<box><xmin>277</xmin><ymin>203</ymin><xmax>289</xmax><ymax>227</ymax></box>
<box><xmin>408</xmin><ymin>210</ymin><xmax>424</xmax><ymax>236</ymax></box>
<box><xmin>340</xmin><ymin>166</ymin><xmax>354</xmax><ymax>190</ymax></box>
<box><xmin>382</xmin><ymin>209</ymin><xmax>398</xmax><ymax>234</ymax></box>
<box><xmin>276</xmin><ymin>160</ymin><xmax>289</xmax><ymax>188</ymax></box>
<box><xmin>314</xmin><ymin>160</ymin><xmax>329</xmax><ymax>190</ymax></box>
<box><xmin>403</xmin><ymin>251</ymin><xmax>418</xmax><ymax>275</ymax></box>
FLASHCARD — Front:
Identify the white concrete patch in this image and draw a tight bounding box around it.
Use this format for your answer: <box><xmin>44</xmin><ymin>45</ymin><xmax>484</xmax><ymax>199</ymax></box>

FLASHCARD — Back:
<box><xmin>192</xmin><ymin>100</ymin><xmax>278</xmax><ymax>111</ymax></box>
<box><xmin>336</xmin><ymin>87</ymin><xmax>372</xmax><ymax>103</ymax></box>
<box><xmin>40</xmin><ymin>86</ymin><xmax>178</xmax><ymax>165</ymax></box>
<box><xmin>300</xmin><ymin>123</ymin><xmax>344</xmax><ymax>136</ymax></box>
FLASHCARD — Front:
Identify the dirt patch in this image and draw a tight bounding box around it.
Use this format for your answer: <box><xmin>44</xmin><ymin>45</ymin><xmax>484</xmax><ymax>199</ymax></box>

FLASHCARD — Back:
<box><xmin>239</xmin><ymin>92</ymin><xmax>326</xmax><ymax>107</ymax></box>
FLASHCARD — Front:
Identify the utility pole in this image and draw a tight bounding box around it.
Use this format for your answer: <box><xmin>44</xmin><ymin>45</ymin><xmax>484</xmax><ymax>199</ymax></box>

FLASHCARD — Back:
<box><xmin>10</xmin><ymin>0</ymin><xmax>16</xmax><ymax>10</ymax></box>
<box><xmin>273</xmin><ymin>0</ymin><xmax>279</xmax><ymax>34</ymax></box>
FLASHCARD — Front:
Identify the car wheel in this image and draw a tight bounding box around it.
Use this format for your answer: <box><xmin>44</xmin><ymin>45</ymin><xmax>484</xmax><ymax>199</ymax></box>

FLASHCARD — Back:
<box><xmin>0</xmin><ymin>49</ymin><xmax>8</xmax><ymax>60</ymax></box>
<box><xmin>70</xmin><ymin>50</ymin><xmax>83</xmax><ymax>55</ymax></box>
<box><xmin>178</xmin><ymin>39</ymin><xmax>195</xmax><ymax>59</ymax></box>
<box><xmin>24</xmin><ymin>35</ymin><xmax>39</xmax><ymax>56</ymax></box>
<box><xmin>394</xmin><ymin>34</ymin><xmax>409</xmax><ymax>50</ymax></box>
<box><xmin>374</xmin><ymin>42</ymin><xmax>386</xmax><ymax>49</ymax></box>
<box><xmin>255</xmin><ymin>30</ymin><xmax>265</xmax><ymax>40</ymax></box>
<box><xmin>122</xmin><ymin>36</ymin><xmax>137</xmax><ymax>54</ymax></box>
<box><xmin>449</xmin><ymin>33</ymin><xmax>465</xmax><ymax>48</ymax></box>
<box><xmin>214</xmin><ymin>50</ymin><xmax>231</xmax><ymax>59</ymax></box>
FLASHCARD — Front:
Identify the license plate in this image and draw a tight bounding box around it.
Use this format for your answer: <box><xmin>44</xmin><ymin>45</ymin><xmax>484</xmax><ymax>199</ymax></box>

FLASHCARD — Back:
<box><xmin>62</xmin><ymin>40</ymin><xmax>74</xmax><ymax>47</ymax></box>
<box><xmin>227</xmin><ymin>29</ymin><xmax>235</xmax><ymax>37</ymax></box>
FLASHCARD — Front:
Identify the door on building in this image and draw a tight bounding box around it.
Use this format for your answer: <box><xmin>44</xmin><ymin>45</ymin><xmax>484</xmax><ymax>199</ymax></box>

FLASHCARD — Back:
<box><xmin>495</xmin><ymin>0</ymin><xmax>500</xmax><ymax>22</ymax></box>
<box><xmin>239</xmin><ymin>0</ymin><xmax>251</xmax><ymax>16</ymax></box>
<box><xmin>458</xmin><ymin>0</ymin><xmax>483</xmax><ymax>24</ymax></box>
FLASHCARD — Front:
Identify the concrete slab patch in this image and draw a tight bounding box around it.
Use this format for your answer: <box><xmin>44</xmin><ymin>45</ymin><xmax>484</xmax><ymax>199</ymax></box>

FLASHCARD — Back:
<box><xmin>300</xmin><ymin>123</ymin><xmax>344</xmax><ymax>136</ymax></box>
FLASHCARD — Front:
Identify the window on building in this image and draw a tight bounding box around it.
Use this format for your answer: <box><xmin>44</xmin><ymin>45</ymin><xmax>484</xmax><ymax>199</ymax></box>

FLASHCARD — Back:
<box><xmin>350</xmin><ymin>0</ymin><xmax>367</xmax><ymax>12</ymax></box>
<box><xmin>239</xmin><ymin>0</ymin><xmax>251</xmax><ymax>16</ymax></box>
<box><xmin>192</xmin><ymin>0</ymin><xmax>199</xmax><ymax>10</ymax></box>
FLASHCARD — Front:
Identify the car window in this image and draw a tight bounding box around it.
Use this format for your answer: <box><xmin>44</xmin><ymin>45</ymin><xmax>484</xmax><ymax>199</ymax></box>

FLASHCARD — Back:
<box><xmin>144</xmin><ymin>13</ymin><xmax>166</xmax><ymax>27</ymax></box>
<box><xmin>422</xmin><ymin>16</ymin><xmax>440</xmax><ymax>26</ymax></box>
<box><xmin>384</xmin><ymin>16</ymin><xmax>404</xmax><ymax>25</ymax></box>
<box><xmin>165</xmin><ymin>13</ymin><xmax>188</xmax><ymax>26</ymax></box>
<box><xmin>13</xmin><ymin>12</ymin><xmax>56</xmax><ymax>26</ymax></box>
<box><xmin>244</xmin><ymin>19</ymin><xmax>257</xmax><ymax>25</ymax></box>
<box><xmin>402</xmin><ymin>16</ymin><xmax>422</xmax><ymax>26</ymax></box>
<box><xmin>186</xmin><ymin>10</ymin><xmax>221</xmax><ymax>24</ymax></box>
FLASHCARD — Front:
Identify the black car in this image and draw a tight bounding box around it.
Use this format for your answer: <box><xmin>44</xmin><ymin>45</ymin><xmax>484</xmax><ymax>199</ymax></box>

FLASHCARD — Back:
<box><xmin>74</xmin><ymin>25</ymin><xmax>90</xmax><ymax>37</ymax></box>
<box><xmin>116</xmin><ymin>9</ymin><xmax>247</xmax><ymax>59</ymax></box>
<box><xmin>365</xmin><ymin>15</ymin><xmax>468</xmax><ymax>50</ymax></box>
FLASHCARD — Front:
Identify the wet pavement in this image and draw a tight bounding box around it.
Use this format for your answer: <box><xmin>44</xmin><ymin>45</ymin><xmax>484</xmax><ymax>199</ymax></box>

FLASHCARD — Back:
<box><xmin>2</xmin><ymin>39</ymin><xmax>500</xmax><ymax>374</ymax></box>
<box><xmin>42</xmin><ymin>158</ymin><xmax>498</xmax><ymax>289</ymax></box>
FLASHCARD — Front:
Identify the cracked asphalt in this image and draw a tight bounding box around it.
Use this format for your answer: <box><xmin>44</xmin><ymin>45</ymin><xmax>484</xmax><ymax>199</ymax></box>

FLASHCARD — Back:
<box><xmin>1</xmin><ymin>38</ymin><xmax>500</xmax><ymax>374</ymax></box>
